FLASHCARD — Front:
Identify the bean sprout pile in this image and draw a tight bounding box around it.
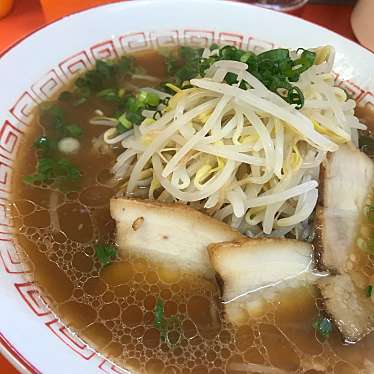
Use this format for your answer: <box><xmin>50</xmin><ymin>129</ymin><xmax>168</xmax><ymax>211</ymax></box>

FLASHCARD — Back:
<box><xmin>97</xmin><ymin>46</ymin><xmax>366</xmax><ymax>237</ymax></box>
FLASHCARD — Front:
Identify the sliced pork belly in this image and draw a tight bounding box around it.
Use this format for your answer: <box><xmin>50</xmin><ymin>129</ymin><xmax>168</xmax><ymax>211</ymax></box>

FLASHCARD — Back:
<box><xmin>315</xmin><ymin>143</ymin><xmax>374</xmax><ymax>273</ymax></box>
<box><xmin>319</xmin><ymin>274</ymin><xmax>374</xmax><ymax>343</ymax></box>
<box><xmin>315</xmin><ymin>143</ymin><xmax>374</xmax><ymax>342</ymax></box>
<box><xmin>110</xmin><ymin>198</ymin><xmax>243</xmax><ymax>278</ymax></box>
<box><xmin>208</xmin><ymin>238</ymin><xmax>315</xmax><ymax>324</ymax></box>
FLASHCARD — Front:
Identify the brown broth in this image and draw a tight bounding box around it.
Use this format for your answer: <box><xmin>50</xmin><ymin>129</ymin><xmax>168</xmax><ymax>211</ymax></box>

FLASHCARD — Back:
<box><xmin>11</xmin><ymin>49</ymin><xmax>374</xmax><ymax>374</ymax></box>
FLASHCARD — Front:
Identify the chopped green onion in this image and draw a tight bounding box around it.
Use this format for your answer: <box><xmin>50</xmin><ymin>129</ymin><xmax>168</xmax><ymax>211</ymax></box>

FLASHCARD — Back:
<box><xmin>137</xmin><ymin>91</ymin><xmax>160</xmax><ymax>107</ymax></box>
<box><xmin>58</xmin><ymin>91</ymin><xmax>73</xmax><ymax>102</ymax></box>
<box><xmin>73</xmin><ymin>92</ymin><xmax>90</xmax><ymax>107</ymax></box>
<box><xmin>360</xmin><ymin>135</ymin><xmax>374</xmax><ymax>156</ymax></box>
<box><xmin>28</xmin><ymin>105</ymin><xmax>82</xmax><ymax>191</ymax></box>
<box><xmin>117</xmin><ymin>55</ymin><xmax>136</xmax><ymax>75</ymax></box>
<box><xmin>313</xmin><ymin>316</ymin><xmax>332</xmax><ymax>340</ymax></box>
<box><xmin>42</xmin><ymin>104</ymin><xmax>64</xmax><ymax>119</ymax></box>
<box><xmin>118</xmin><ymin>113</ymin><xmax>133</xmax><ymax>130</ymax></box>
<box><xmin>219</xmin><ymin>45</ymin><xmax>237</xmax><ymax>60</ymax></box>
<box><xmin>154</xmin><ymin>298</ymin><xmax>181</xmax><ymax>345</ymax></box>
<box><xmin>366</xmin><ymin>285</ymin><xmax>373</xmax><ymax>297</ymax></box>
<box><xmin>126</xmin><ymin>111</ymin><xmax>143</xmax><ymax>126</ymax></box>
<box><xmin>287</xmin><ymin>86</ymin><xmax>304</xmax><ymax>110</ymax></box>
<box><xmin>137</xmin><ymin>91</ymin><xmax>148</xmax><ymax>104</ymax></box>
<box><xmin>146</xmin><ymin>92</ymin><xmax>160</xmax><ymax>107</ymax></box>
<box><xmin>24</xmin><ymin>157</ymin><xmax>80</xmax><ymax>189</ymax></box>
<box><xmin>164</xmin><ymin>54</ymin><xmax>178</xmax><ymax>75</ymax></box>
<box><xmin>116</xmin><ymin>124</ymin><xmax>126</xmax><ymax>135</ymax></box>
<box><xmin>154</xmin><ymin>298</ymin><xmax>167</xmax><ymax>342</ymax></box>
<box><xmin>239</xmin><ymin>52</ymin><xmax>253</xmax><ymax>63</ymax></box>
<box><xmin>257</xmin><ymin>48</ymin><xmax>290</xmax><ymax>63</ymax></box>
<box><xmin>65</xmin><ymin>124</ymin><xmax>83</xmax><ymax>138</ymax></box>
<box><xmin>293</xmin><ymin>49</ymin><xmax>316</xmax><ymax>75</ymax></box>
<box><xmin>126</xmin><ymin>96</ymin><xmax>143</xmax><ymax>112</ymax></box>
<box><xmin>174</xmin><ymin>46</ymin><xmax>203</xmax><ymax>86</ymax></box>
<box><xmin>70</xmin><ymin>55</ymin><xmax>136</xmax><ymax>104</ymax></box>
<box><xmin>95</xmin><ymin>243</ymin><xmax>117</xmax><ymax>266</ymax></box>
<box><xmin>97</xmin><ymin>88</ymin><xmax>119</xmax><ymax>102</ymax></box>
<box><xmin>166</xmin><ymin>45</ymin><xmax>316</xmax><ymax>109</ymax></box>
<box><xmin>225</xmin><ymin>72</ymin><xmax>239</xmax><ymax>85</ymax></box>
<box><xmin>41</xmin><ymin>105</ymin><xmax>68</xmax><ymax>134</ymax></box>
<box><xmin>33</xmin><ymin>136</ymin><xmax>55</xmax><ymax>155</ymax></box>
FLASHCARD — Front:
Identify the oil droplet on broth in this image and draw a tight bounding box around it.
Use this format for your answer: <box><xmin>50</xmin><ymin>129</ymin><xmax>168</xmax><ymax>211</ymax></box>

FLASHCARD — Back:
<box><xmin>12</xmin><ymin>199</ymin><xmax>36</xmax><ymax>215</ymax></box>
<box><xmin>275</xmin><ymin>287</ymin><xmax>323</xmax><ymax>356</ymax></box>
<box><xmin>23</xmin><ymin>209</ymin><xmax>51</xmax><ymax>228</ymax></box>
<box><xmin>79</xmin><ymin>185</ymin><xmax>114</xmax><ymax>207</ymax></box>
<box><xmin>101</xmin><ymin>261</ymin><xmax>134</xmax><ymax>286</ymax></box>
<box><xmin>84</xmin><ymin>276</ymin><xmax>107</xmax><ymax>296</ymax></box>
<box><xmin>57</xmin><ymin>202</ymin><xmax>93</xmax><ymax>243</ymax></box>
<box><xmin>16</xmin><ymin>235</ymin><xmax>73</xmax><ymax>304</ymax></box>
<box><xmin>99</xmin><ymin>302</ymin><xmax>121</xmax><ymax>320</ymax></box>
<box><xmin>72</xmin><ymin>251</ymin><xmax>94</xmax><ymax>273</ymax></box>
<box><xmin>259</xmin><ymin>323</ymin><xmax>300</xmax><ymax>371</ymax></box>
<box><xmin>187</xmin><ymin>295</ymin><xmax>221</xmax><ymax>339</ymax></box>
<box><xmin>82</xmin><ymin>322</ymin><xmax>112</xmax><ymax>350</ymax></box>
<box><xmin>59</xmin><ymin>301</ymin><xmax>97</xmax><ymax>330</ymax></box>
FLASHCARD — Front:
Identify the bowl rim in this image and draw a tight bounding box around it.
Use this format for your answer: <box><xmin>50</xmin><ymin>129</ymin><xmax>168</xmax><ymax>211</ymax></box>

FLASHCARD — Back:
<box><xmin>0</xmin><ymin>1</ymin><xmax>373</xmax><ymax>373</ymax></box>
<box><xmin>1</xmin><ymin>0</ymin><xmax>373</xmax><ymax>61</ymax></box>
<box><xmin>0</xmin><ymin>332</ymin><xmax>37</xmax><ymax>374</ymax></box>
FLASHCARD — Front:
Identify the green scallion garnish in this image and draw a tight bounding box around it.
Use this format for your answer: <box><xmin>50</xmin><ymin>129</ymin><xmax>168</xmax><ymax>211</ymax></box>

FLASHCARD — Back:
<box><xmin>165</xmin><ymin>45</ymin><xmax>316</xmax><ymax>109</ymax></box>
<box><xmin>95</xmin><ymin>243</ymin><xmax>117</xmax><ymax>266</ymax></box>
<box><xmin>367</xmin><ymin>285</ymin><xmax>373</xmax><ymax>297</ymax></box>
<box><xmin>313</xmin><ymin>316</ymin><xmax>332</xmax><ymax>340</ymax></box>
<box><xmin>154</xmin><ymin>298</ymin><xmax>181</xmax><ymax>345</ymax></box>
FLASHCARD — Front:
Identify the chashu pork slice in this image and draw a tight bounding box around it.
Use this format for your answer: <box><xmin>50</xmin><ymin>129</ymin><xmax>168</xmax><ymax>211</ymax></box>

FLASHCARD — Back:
<box><xmin>110</xmin><ymin>198</ymin><xmax>243</xmax><ymax>278</ymax></box>
<box><xmin>319</xmin><ymin>274</ymin><xmax>374</xmax><ymax>343</ymax></box>
<box><xmin>315</xmin><ymin>143</ymin><xmax>374</xmax><ymax>273</ymax></box>
<box><xmin>314</xmin><ymin>143</ymin><xmax>374</xmax><ymax>342</ymax></box>
<box><xmin>208</xmin><ymin>238</ymin><xmax>315</xmax><ymax>324</ymax></box>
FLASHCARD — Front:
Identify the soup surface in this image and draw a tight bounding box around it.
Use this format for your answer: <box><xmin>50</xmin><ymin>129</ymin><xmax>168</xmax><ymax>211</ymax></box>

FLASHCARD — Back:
<box><xmin>11</xmin><ymin>48</ymin><xmax>374</xmax><ymax>374</ymax></box>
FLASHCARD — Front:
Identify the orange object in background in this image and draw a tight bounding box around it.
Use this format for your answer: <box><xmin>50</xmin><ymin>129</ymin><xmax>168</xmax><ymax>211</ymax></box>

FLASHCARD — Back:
<box><xmin>0</xmin><ymin>0</ymin><xmax>15</xmax><ymax>19</ymax></box>
<box><xmin>39</xmin><ymin>0</ymin><xmax>123</xmax><ymax>22</ymax></box>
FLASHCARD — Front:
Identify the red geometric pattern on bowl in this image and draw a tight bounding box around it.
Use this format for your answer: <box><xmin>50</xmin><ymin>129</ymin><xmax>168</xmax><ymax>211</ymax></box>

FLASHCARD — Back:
<box><xmin>31</xmin><ymin>69</ymin><xmax>65</xmax><ymax>101</ymax></box>
<box><xmin>119</xmin><ymin>32</ymin><xmax>150</xmax><ymax>52</ymax></box>
<box><xmin>91</xmin><ymin>40</ymin><xmax>119</xmax><ymax>61</ymax></box>
<box><xmin>45</xmin><ymin>319</ymin><xmax>96</xmax><ymax>360</ymax></box>
<box><xmin>14</xmin><ymin>282</ymin><xmax>52</xmax><ymax>317</ymax></box>
<box><xmin>149</xmin><ymin>30</ymin><xmax>179</xmax><ymax>49</ymax></box>
<box><xmin>0</xmin><ymin>120</ymin><xmax>23</xmax><ymax>158</ymax></box>
<box><xmin>183</xmin><ymin>29</ymin><xmax>214</xmax><ymax>47</ymax></box>
<box><xmin>247</xmin><ymin>37</ymin><xmax>275</xmax><ymax>54</ymax></box>
<box><xmin>59</xmin><ymin>50</ymin><xmax>93</xmax><ymax>81</ymax></box>
<box><xmin>0</xmin><ymin>241</ymin><xmax>30</xmax><ymax>274</ymax></box>
<box><xmin>359</xmin><ymin>91</ymin><xmax>374</xmax><ymax>110</ymax></box>
<box><xmin>334</xmin><ymin>73</ymin><xmax>366</xmax><ymax>101</ymax></box>
<box><xmin>1</xmin><ymin>29</ymin><xmax>373</xmax><ymax>373</ymax></box>
<box><xmin>98</xmin><ymin>359</ymin><xmax>131</xmax><ymax>374</ymax></box>
<box><xmin>0</xmin><ymin>155</ymin><xmax>13</xmax><ymax>193</ymax></box>
<box><xmin>218</xmin><ymin>32</ymin><xmax>244</xmax><ymax>48</ymax></box>
<box><xmin>9</xmin><ymin>91</ymin><xmax>38</xmax><ymax>126</ymax></box>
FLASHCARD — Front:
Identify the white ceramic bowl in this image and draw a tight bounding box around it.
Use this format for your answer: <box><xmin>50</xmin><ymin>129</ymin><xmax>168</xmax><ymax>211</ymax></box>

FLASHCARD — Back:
<box><xmin>0</xmin><ymin>1</ymin><xmax>373</xmax><ymax>373</ymax></box>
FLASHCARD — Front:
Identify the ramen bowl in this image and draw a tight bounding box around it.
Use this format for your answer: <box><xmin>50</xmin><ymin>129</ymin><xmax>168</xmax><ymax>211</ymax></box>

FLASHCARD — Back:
<box><xmin>0</xmin><ymin>1</ymin><xmax>374</xmax><ymax>373</ymax></box>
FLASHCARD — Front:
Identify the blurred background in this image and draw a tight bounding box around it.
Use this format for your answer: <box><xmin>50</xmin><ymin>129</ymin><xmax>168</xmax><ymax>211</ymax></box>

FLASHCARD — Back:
<box><xmin>0</xmin><ymin>0</ymin><xmax>367</xmax><ymax>54</ymax></box>
<box><xmin>1</xmin><ymin>0</ymin><xmax>358</xmax><ymax>23</ymax></box>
